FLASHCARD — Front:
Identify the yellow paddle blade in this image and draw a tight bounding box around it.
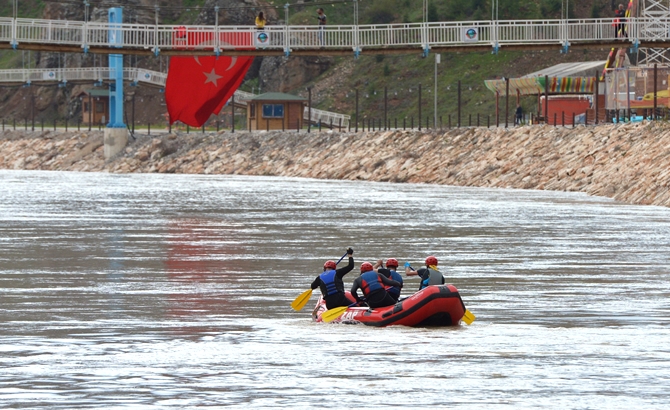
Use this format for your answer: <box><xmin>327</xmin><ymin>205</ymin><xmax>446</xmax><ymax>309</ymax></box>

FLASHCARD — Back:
<box><xmin>461</xmin><ymin>309</ymin><xmax>476</xmax><ymax>325</ymax></box>
<box><xmin>290</xmin><ymin>289</ymin><xmax>313</xmax><ymax>311</ymax></box>
<box><xmin>321</xmin><ymin>306</ymin><xmax>349</xmax><ymax>323</ymax></box>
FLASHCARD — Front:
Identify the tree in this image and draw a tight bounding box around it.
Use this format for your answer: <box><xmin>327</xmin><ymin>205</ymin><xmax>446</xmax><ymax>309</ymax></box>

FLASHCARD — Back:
<box><xmin>427</xmin><ymin>2</ymin><xmax>438</xmax><ymax>22</ymax></box>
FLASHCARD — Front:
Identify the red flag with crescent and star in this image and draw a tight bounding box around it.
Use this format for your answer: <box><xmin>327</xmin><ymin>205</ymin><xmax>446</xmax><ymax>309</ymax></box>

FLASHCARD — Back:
<box><xmin>165</xmin><ymin>30</ymin><xmax>254</xmax><ymax>127</ymax></box>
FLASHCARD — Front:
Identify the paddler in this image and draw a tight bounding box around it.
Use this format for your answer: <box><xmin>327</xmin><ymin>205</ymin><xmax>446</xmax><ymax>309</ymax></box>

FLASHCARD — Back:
<box><xmin>373</xmin><ymin>258</ymin><xmax>403</xmax><ymax>302</ymax></box>
<box><xmin>405</xmin><ymin>255</ymin><xmax>445</xmax><ymax>290</ymax></box>
<box><xmin>351</xmin><ymin>262</ymin><xmax>402</xmax><ymax>309</ymax></box>
<box><xmin>310</xmin><ymin>248</ymin><xmax>354</xmax><ymax>310</ymax></box>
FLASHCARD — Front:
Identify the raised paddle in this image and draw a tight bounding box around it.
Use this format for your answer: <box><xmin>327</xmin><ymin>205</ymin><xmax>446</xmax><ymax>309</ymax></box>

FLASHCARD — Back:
<box><xmin>290</xmin><ymin>251</ymin><xmax>349</xmax><ymax>311</ymax></box>
<box><xmin>404</xmin><ymin>262</ymin><xmax>476</xmax><ymax>325</ymax></box>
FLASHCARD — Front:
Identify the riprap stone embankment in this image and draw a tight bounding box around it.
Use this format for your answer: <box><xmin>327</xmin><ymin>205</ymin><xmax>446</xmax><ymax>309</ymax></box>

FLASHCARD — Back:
<box><xmin>2</xmin><ymin>122</ymin><xmax>669</xmax><ymax>207</ymax></box>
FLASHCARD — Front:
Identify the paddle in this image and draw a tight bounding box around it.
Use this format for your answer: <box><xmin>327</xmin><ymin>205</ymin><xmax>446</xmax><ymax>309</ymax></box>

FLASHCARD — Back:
<box><xmin>321</xmin><ymin>302</ymin><xmax>358</xmax><ymax>323</ymax></box>
<box><xmin>290</xmin><ymin>251</ymin><xmax>349</xmax><ymax>311</ymax></box>
<box><xmin>461</xmin><ymin>309</ymin><xmax>476</xmax><ymax>325</ymax></box>
<box><xmin>404</xmin><ymin>262</ymin><xmax>476</xmax><ymax>325</ymax></box>
<box><xmin>290</xmin><ymin>289</ymin><xmax>313</xmax><ymax>311</ymax></box>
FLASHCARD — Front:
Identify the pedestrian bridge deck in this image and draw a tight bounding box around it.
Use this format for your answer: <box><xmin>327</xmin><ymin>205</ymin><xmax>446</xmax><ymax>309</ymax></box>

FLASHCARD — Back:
<box><xmin>0</xmin><ymin>17</ymin><xmax>665</xmax><ymax>56</ymax></box>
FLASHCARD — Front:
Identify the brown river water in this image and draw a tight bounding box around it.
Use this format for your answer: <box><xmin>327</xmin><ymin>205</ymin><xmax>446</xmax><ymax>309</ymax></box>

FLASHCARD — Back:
<box><xmin>0</xmin><ymin>170</ymin><xmax>669</xmax><ymax>408</ymax></box>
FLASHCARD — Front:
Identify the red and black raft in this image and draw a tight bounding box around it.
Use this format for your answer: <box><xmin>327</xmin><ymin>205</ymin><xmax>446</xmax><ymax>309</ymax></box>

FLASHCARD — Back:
<box><xmin>312</xmin><ymin>284</ymin><xmax>467</xmax><ymax>327</ymax></box>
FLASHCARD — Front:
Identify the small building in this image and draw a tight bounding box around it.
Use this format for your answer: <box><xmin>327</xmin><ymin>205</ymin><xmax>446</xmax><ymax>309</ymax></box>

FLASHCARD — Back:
<box><xmin>246</xmin><ymin>92</ymin><xmax>306</xmax><ymax>131</ymax></box>
<box><xmin>76</xmin><ymin>89</ymin><xmax>109</xmax><ymax>125</ymax></box>
<box><xmin>485</xmin><ymin>61</ymin><xmax>613</xmax><ymax>125</ymax></box>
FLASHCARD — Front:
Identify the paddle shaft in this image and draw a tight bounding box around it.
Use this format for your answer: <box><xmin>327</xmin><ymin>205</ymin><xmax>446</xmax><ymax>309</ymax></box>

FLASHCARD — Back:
<box><xmin>336</xmin><ymin>251</ymin><xmax>349</xmax><ymax>265</ymax></box>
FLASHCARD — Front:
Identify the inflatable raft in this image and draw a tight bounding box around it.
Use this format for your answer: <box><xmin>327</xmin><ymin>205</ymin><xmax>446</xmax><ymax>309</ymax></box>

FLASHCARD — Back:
<box><xmin>312</xmin><ymin>284</ymin><xmax>467</xmax><ymax>327</ymax></box>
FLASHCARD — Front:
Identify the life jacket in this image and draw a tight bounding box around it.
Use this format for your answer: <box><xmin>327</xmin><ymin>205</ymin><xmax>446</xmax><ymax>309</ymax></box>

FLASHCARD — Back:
<box><xmin>384</xmin><ymin>270</ymin><xmax>403</xmax><ymax>295</ymax></box>
<box><xmin>319</xmin><ymin>269</ymin><xmax>340</xmax><ymax>296</ymax></box>
<box><xmin>420</xmin><ymin>268</ymin><xmax>444</xmax><ymax>290</ymax></box>
<box><xmin>360</xmin><ymin>271</ymin><xmax>384</xmax><ymax>296</ymax></box>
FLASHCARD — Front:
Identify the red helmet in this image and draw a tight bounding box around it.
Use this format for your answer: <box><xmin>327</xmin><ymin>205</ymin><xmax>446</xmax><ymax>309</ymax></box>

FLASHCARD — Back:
<box><xmin>360</xmin><ymin>262</ymin><xmax>374</xmax><ymax>272</ymax></box>
<box><xmin>323</xmin><ymin>260</ymin><xmax>337</xmax><ymax>270</ymax></box>
<box><xmin>425</xmin><ymin>256</ymin><xmax>438</xmax><ymax>266</ymax></box>
<box><xmin>385</xmin><ymin>258</ymin><xmax>399</xmax><ymax>268</ymax></box>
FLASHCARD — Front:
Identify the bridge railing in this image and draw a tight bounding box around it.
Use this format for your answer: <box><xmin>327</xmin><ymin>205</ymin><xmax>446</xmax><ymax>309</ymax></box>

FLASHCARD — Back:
<box><xmin>304</xmin><ymin>107</ymin><xmax>350</xmax><ymax>128</ymax></box>
<box><xmin>13</xmin><ymin>19</ymin><xmax>85</xmax><ymax>44</ymax></box>
<box><xmin>2</xmin><ymin>17</ymin><xmax>669</xmax><ymax>53</ymax></box>
<box><xmin>232</xmin><ymin>90</ymin><xmax>256</xmax><ymax>101</ymax></box>
<box><xmin>0</xmin><ymin>67</ymin><xmax>106</xmax><ymax>83</ymax></box>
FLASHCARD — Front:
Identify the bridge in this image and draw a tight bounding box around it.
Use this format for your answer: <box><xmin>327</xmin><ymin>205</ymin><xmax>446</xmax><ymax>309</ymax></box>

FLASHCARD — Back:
<box><xmin>0</xmin><ymin>67</ymin><xmax>351</xmax><ymax>128</ymax></box>
<box><xmin>1</xmin><ymin>16</ymin><xmax>667</xmax><ymax>57</ymax></box>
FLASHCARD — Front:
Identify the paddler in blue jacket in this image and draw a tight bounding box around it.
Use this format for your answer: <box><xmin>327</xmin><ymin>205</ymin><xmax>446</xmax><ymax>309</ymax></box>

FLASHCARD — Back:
<box><xmin>405</xmin><ymin>255</ymin><xmax>445</xmax><ymax>290</ymax></box>
<box><xmin>351</xmin><ymin>262</ymin><xmax>402</xmax><ymax>309</ymax></box>
<box><xmin>311</xmin><ymin>248</ymin><xmax>354</xmax><ymax>310</ymax></box>
<box><xmin>373</xmin><ymin>258</ymin><xmax>403</xmax><ymax>302</ymax></box>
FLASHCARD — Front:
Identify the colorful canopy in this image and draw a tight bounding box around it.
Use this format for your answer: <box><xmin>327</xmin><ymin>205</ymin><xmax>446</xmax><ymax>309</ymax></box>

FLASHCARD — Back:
<box><xmin>485</xmin><ymin>76</ymin><xmax>596</xmax><ymax>96</ymax></box>
<box><xmin>485</xmin><ymin>61</ymin><xmax>607</xmax><ymax>96</ymax></box>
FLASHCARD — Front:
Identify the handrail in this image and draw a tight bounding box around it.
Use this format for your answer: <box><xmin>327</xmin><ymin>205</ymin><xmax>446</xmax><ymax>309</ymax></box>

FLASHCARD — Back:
<box><xmin>0</xmin><ymin>17</ymin><xmax>666</xmax><ymax>54</ymax></box>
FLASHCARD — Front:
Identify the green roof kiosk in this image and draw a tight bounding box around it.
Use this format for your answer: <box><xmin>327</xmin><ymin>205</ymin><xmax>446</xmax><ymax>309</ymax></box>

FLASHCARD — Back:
<box><xmin>247</xmin><ymin>92</ymin><xmax>307</xmax><ymax>131</ymax></box>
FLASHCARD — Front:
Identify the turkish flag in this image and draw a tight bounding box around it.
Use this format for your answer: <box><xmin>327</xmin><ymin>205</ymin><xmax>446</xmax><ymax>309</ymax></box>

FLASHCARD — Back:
<box><xmin>166</xmin><ymin>55</ymin><xmax>253</xmax><ymax>127</ymax></box>
<box><xmin>166</xmin><ymin>30</ymin><xmax>254</xmax><ymax>127</ymax></box>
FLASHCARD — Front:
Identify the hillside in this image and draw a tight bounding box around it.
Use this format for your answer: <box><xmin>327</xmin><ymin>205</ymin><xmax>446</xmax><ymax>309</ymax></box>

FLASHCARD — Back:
<box><xmin>0</xmin><ymin>0</ymin><xmax>621</xmax><ymax>126</ymax></box>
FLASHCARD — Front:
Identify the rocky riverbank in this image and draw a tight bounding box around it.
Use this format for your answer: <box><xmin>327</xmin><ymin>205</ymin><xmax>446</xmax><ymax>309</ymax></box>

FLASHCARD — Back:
<box><xmin>1</xmin><ymin>122</ymin><xmax>670</xmax><ymax>207</ymax></box>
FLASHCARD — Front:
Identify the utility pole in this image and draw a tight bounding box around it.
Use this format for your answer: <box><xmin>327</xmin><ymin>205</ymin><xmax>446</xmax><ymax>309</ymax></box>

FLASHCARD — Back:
<box><xmin>434</xmin><ymin>54</ymin><xmax>440</xmax><ymax>128</ymax></box>
<box><xmin>307</xmin><ymin>87</ymin><xmax>312</xmax><ymax>133</ymax></box>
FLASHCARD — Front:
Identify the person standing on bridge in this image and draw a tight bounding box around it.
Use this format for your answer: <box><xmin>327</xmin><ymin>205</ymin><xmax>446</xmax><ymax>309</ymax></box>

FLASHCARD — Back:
<box><xmin>316</xmin><ymin>8</ymin><xmax>327</xmax><ymax>45</ymax></box>
<box><xmin>614</xmin><ymin>4</ymin><xmax>627</xmax><ymax>39</ymax></box>
<box><xmin>255</xmin><ymin>12</ymin><xmax>266</xmax><ymax>30</ymax></box>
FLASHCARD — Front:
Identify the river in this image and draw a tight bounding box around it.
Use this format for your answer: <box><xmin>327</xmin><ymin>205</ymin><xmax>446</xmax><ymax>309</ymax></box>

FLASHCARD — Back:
<box><xmin>0</xmin><ymin>170</ymin><xmax>668</xmax><ymax>408</ymax></box>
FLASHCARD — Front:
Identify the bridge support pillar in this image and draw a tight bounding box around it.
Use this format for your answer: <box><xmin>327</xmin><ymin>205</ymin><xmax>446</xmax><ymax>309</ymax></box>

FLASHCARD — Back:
<box><xmin>561</xmin><ymin>41</ymin><xmax>570</xmax><ymax>54</ymax></box>
<box><xmin>105</xmin><ymin>7</ymin><xmax>127</xmax><ymax>159</ymax></box>
<box><xmin>104</xmin><ymin>128</ymin><xmax>128</xmax><ymax>159</ymax></box>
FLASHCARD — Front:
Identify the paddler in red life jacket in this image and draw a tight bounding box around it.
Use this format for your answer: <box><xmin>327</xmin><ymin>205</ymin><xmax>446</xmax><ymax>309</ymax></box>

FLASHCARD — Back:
<box><xmin>351</xmin><ymin>262</ymin><xmax>402</xmax><ymax>309</ymax></box>
<box><xmin>373</xmin><ymin>258</ymin><xmax>404</xmax><ymax>302</ymax></box>
<box><xmin>310</xmin><ymin>248</ymin><xmax>354</xmax><ymax>310</ymax></box>
<box><xmin>405</xmin><ymin>255</ymin><xmax>445</xmax><ymax>291</ymax></box>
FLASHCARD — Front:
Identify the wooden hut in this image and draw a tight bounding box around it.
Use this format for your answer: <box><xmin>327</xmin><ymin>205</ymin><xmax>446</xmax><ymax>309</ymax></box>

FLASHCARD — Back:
<box><xmin>77</xmin><ymin>89</ymin><xmax>109</xmax><ymax>126</ymax></box>
<box><xmin>246</xmin><ymin>92</ymin><xmax>306</xmax><ymax>131</ymax></box>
